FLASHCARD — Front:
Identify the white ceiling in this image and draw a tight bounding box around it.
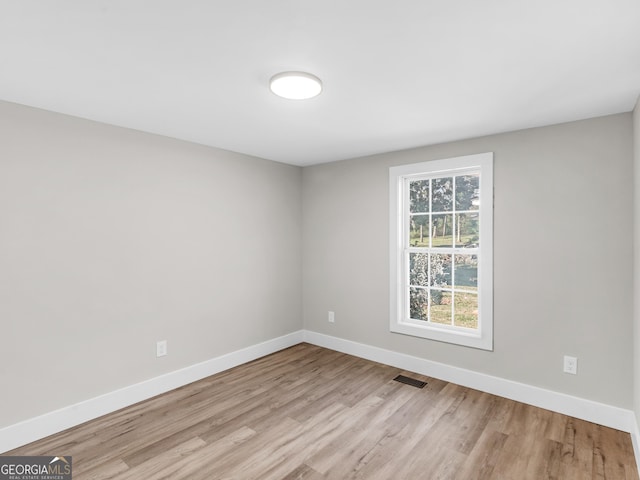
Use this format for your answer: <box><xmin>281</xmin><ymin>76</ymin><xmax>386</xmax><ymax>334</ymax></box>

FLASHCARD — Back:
<box><xmin>1</xmin><ymin>1</ymin><xmax>639</xmax><ymax>166</ymax></box>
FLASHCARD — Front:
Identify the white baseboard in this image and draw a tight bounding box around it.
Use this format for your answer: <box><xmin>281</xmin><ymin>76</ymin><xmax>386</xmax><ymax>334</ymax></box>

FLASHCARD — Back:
<box><xmin>303</xmin><ymin>330</ymin><xmax>636</xmax><ymax>434</ymax></box>
<box><xmin>0</xmin><ymin>330</ymin><xmax>304</xmax><ymax>454</ymax></box>
<box><xmin>631</xmin><ymin>419</ymin><xmax>640</xmax><ymax>476</ymax></box>
<box><xmin>2</xmin><ymin>328</ymin><xmax>638</xmax><ymax>464</ymax></box>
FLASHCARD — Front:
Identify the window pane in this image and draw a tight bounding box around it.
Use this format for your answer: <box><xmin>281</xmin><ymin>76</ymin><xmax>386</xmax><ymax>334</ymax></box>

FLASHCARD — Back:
<box><xmin>409</xmin><ymin>253</ymin><xmax>429</xmax><ymax>286</ymax></box>
<box><xmin>454</xmin><ymin>292</ymin><xmax>478</xmax><ymax>329</ymax></box>
<box><xmin>455</xmin><ymin>174</ymin><xmax>480</xmax><ymax>211</ymax></box>
<box><xmin>430</xmin><ymin>290</ymin><xmax>451</xmax><ymax>325</ymax></box>
<box><xmin>410</xmin><ymin>180</ymin><xmax>430</xmax><ymax>213</ymax></box>
<box><xmin>409</xmin><ymin>287</ymin><xmax>429</xmax><ymax>321</ymax></box>
<box><xmin>432</xmin><ymin>177</ymin><xmax>453</xmax><ymax>212</ymax></box>
<box><xmin>409</xmin><ymin>215</ymin><xmax>429</xmax><ymax>247</ymax></box>
<box><xmin>454</xmin><ymin>254</ymin><xmax>478</xmax><ymax>291</ymax></box>
<box><xmin>432</xmin><ymin>214</ymin><xmax>453</xmax><ymax>247</ymax></box>
<box><xmin>430</xmin><ymin>253</ymin><xmax>452</xmax><ymax>287</ymax></box>
<box><xmin>455</xmin><ymin>213</ymin><xmax>479</xmax><ymax>248</ymax></box>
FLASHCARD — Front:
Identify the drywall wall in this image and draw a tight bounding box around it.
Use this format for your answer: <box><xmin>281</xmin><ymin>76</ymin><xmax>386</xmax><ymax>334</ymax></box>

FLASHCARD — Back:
<box><xmin>0</xmin><ymin>101</ymin><xmax>302</xmax><ymax>428</ymax></box>
<box><xmin>303</xmin><ymin>113</ymin><xmax>634</xmax><ymax>408</ymax></box>
<box><xmin>634</xmin><ymin>96</ymin><xmax>640</xmax><ymax>428</ymax></box>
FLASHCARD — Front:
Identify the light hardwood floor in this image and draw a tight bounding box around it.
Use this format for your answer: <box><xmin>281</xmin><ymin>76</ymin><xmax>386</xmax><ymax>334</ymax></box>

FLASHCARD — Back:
<box><xmin>6</xmin><ymin>343</ymin><xmax>639</xmax><ymax>479</ymax></box>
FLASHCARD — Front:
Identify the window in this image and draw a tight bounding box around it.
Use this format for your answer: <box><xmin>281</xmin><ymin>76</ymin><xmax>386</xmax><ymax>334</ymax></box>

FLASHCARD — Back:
<box><xmin>389</xmin><ymin>153</ymin><xmax>493</xmax><ymax>350</ymax></box>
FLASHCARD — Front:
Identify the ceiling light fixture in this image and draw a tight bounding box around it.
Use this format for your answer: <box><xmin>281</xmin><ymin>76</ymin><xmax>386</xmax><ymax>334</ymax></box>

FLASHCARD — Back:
<box><xmin>269</xmin><ymin>71</ymin><xmax>322</xmax><ymax>100</ymax></box>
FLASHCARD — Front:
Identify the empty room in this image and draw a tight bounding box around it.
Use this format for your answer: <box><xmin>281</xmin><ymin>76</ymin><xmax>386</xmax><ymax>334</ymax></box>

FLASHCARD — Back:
<box><xmin>2</xmin><ymin>1</ymin><xmax>640</xmax><ymax>479</ymax></box>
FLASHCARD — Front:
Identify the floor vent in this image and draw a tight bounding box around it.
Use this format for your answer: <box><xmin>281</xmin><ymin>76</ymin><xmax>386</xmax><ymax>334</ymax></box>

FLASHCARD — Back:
<box><xmin>393</xmin><ymin>375</ymin><xmax>427</xmax><ymax>389</ymax></box>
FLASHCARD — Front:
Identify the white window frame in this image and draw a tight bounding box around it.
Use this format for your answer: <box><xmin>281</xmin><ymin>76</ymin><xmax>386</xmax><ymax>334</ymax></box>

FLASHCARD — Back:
<box><xmin>389</xmin><ymin>152</ymin><xmax>493</xmax><ymax>350</ymax></box>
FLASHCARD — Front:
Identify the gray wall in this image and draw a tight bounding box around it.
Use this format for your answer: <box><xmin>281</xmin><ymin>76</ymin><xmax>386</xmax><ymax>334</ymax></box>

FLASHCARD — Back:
<box><xmin>0</xmin><ymin>101</ymin><xmax>302</xmax><ymax>428</ymax></box>
<box><xmin>303</xmin><ymin>114</ymin><xmax>634</xmax><ymax>408</ymax></box>
<box><xmin>634</xmin><ymin>97</ymin><xmax>640</xmax><ymax>427</ymax></box>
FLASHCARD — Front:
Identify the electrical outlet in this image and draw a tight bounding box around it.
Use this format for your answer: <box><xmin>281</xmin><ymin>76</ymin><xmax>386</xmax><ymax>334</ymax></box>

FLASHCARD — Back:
<box><xmin>156</xmin><ymin>340</ymin><xmax>167</xmax><ymax>357</ymax></box>
<box><xmin>328</xmin><ymin>311</ymin><xmax>335</xmax><ymax>323</ymax></box>
<box><xmin>563</xmin><ymin>355</ymin><xmax>577</xmax><ymax>375</ymax></box>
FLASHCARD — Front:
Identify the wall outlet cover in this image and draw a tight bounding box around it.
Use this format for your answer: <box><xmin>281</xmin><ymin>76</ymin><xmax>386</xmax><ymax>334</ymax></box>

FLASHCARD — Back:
<box><xmin>563</xmin><ymin>355</ymin><xmax>577</xmax><ymax>375</ymax></box>
<box><xmin>156</xmin><ymin>340</ymin><xmax>167</xmax><ymax>357</ymax></box>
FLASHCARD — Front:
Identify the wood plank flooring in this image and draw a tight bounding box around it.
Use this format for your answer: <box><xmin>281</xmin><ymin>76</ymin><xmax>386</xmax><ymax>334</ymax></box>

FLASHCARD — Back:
<box><xmin>5</xmin><ymin>343</ymin><xmax>638</xmax><ymax>479</ymax></box>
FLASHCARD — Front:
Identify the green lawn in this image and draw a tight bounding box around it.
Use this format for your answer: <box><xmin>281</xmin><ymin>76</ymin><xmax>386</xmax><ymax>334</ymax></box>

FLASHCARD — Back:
<box><xmin>453</xmin><ymin>292</ymin><xmax>478</xmax><ymax>328</ymax></box>
<box><xmin>412</xmin><ymin>290</ymin><xmax>478</xmax><ymax>329</ymax></box>
<box><xmin>409</xmin><ymin>234</ymin><xmax>476</xmax><ymax>248</ymax></box>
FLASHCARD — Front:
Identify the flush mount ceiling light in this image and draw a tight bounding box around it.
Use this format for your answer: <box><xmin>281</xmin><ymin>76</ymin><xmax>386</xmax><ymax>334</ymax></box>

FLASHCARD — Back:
<box><xmin>269</xmin><ymin>71</ymin><xmax>322</xmax><ymax>100</ymax></box>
